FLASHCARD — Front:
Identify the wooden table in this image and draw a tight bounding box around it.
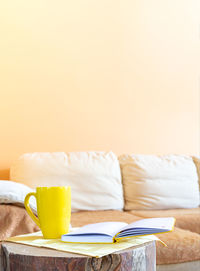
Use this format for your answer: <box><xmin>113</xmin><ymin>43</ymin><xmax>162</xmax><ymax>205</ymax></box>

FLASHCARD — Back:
<box><xmin>0</xmin><ymin>241</ymin><xmax>156</xmax><ymax>271</ymax></box>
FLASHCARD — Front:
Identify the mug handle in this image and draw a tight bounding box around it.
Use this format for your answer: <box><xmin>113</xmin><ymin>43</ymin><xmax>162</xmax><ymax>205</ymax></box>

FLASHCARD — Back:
<box><xmin>24</xmin><ymin>192</ymin><xmax>40</xmax><ymax>228</ymax></box>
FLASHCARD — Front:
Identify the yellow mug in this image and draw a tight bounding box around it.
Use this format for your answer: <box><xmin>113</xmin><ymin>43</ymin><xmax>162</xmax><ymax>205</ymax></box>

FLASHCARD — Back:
<box><xmin>24</xmin><ymin>186</ymin><xmax>71</xmax><ymax>239</ymax></box>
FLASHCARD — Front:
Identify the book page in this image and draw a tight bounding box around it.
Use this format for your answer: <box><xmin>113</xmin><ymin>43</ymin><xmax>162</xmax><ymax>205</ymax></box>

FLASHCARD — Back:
<box><xmin>62</xmin><ymin>234</ymin><xmax>114</xmax><ymax>243</ymax></box>
<box><xmin>65</xmin><ymin>222</ymin><xmax>127</xmax><ymax>237</ymax></box>
<box><xmin>120</xmin><ymin>217</ymin><xmax>175</xmax><ymax>232</ymax></box>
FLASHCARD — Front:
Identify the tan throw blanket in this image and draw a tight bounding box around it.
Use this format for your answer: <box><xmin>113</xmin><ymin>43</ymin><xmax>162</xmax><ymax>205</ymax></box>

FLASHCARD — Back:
<box><xmin>0</xmin><ymin>204</ymin><xmax>39</xmax><ymax>241</ymax></box>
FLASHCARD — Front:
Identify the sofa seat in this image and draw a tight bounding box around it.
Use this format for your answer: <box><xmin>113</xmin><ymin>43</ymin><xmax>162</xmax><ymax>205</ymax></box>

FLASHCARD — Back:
<box><xmin>127</xmin><ymin>208</ymin><xmax>200</xmax><ymax>234</ymax></box>
<box><xmin>156</xmin><ymin>227</ymin><xmax>200</xmax><ymax>264</ymax></box>
<box><xmin>71</xmin><ymin>210</ymin><xmax>200</xmax><ymax>265</ymax></box>
<box><xmin>71</xmin><ymin>210</ymin><xmax>142</xmax><ymax>227</ymax></box>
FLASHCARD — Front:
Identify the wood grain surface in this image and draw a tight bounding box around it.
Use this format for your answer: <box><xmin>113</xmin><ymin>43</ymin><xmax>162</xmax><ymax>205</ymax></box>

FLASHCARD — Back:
<box><xmin>0</xmin><ymin>241</ymin><xmax>156</xmax><ymax>271</ymax></box>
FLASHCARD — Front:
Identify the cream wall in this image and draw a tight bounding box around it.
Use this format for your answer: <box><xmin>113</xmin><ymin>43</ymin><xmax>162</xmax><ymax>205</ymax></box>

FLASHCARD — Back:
<box><xmin>0</xmin><ymin>1</ymin><xmax>200</xmax><ymax>179</ymax></box>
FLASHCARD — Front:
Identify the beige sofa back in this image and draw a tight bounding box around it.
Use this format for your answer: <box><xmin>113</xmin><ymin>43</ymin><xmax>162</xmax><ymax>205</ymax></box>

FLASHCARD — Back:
<box><xmin>10</xmin><ymin>152</ymin><xmax>200</xmax><ymax>212</ymax></box>
<box><xmin>192</xmin><ymin>156</ymin><xmax>200</xmax><ymax>202</ymax></box>
<box><xmin>10</xmin><ymin>152</ymin><xmax>124</xmax><ymax>212</ymax></box>
<box><xmin>119</xmin><ymin>154</ymin><xmax>200</xmax><ymax>210</ymax></box>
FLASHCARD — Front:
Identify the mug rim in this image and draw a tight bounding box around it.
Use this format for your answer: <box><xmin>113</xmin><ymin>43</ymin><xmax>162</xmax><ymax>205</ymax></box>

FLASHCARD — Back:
<box><xmin>36</xmin><ymin>186</ymin><xmax>70</xmax><ymax>190</ymax></box>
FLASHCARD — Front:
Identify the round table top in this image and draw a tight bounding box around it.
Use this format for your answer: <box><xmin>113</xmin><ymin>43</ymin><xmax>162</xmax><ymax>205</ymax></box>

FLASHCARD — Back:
<box><xmin>2</xmin><ymin>240</ymin><xmax>152</xmax><ymax>257</ymax></box>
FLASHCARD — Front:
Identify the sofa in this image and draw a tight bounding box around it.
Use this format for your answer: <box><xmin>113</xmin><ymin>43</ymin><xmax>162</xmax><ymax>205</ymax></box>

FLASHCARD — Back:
<box><xmin>0</xmin><ymin>151</ymin><xmax>200</xmax><ymax>271</ymax></box>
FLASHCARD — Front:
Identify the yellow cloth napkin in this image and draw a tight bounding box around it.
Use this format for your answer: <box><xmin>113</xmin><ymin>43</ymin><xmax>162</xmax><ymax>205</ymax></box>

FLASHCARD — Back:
<box><xmin>7</xmin><ymin>231</ymin><xmax>158</xmax><ymax>257</ymax></box>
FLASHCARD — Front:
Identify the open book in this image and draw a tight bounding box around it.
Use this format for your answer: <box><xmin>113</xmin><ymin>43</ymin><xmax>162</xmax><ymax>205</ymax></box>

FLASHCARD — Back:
<box><xmin>61</xmin><ymin>217</ymin><xmax>175</xmax><ymax>244</ymax></box>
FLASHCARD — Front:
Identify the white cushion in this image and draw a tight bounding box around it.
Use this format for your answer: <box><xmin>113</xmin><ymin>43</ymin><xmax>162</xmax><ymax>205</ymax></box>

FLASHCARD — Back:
<box><xmin>119</xmin><ymin>154</ymin><xmax>200</xmax><ymax>210</ymax></box>
<box><xmin>10</xmin><ymin>152</ymin><xmax>124</xmax><ymax>212</ymax></box>
<box><xmin>0</xmin><ymin>180</ymin><xmax>37</xmax><ymax>212</ymax></box>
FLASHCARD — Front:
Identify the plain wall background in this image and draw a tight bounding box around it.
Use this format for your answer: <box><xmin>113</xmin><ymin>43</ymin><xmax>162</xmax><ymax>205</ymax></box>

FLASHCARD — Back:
<box><xmin>0</xmin><ymin>0</ymin><xmax>200</xmax><ymax>179</ymax></box>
